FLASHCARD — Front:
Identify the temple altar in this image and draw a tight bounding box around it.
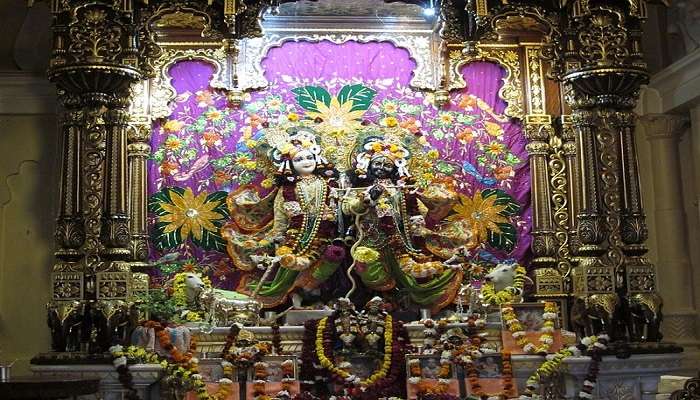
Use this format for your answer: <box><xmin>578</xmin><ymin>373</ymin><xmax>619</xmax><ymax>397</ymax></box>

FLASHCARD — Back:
<box><xmin>19</xmin><ymin>0</ymin><xmax>695</xmax><ymax>399</ymax></box>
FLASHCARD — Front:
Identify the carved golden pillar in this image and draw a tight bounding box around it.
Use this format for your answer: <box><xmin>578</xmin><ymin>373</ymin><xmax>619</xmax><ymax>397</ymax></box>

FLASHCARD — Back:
<box><xmin>100</xmin><ymin>101</ymin><xmax>132</xmax><ymax>261</ymax></box>
<box><xmin>526</xmin><ymin>118</ymin><xmax>558</xmax><ymax>267</ymax></box>
<box><xmin>560</xmin><ymin>114</ymin><xmax>583</xmax><ymax>259</ymax></box>
<box><xmin>44</xmin><ymin>0</ymin><xmax>145</xmax><ymax>354</ymax></box>
<box><xmin>55</xmin><ymin>92</ymin><xmax>85</xmax><ymax>261</ymax></box>
<box><xmin>555</xmin><ymin>1</ymin><xmax>656</xmax><ymax>341</ymax></box>
<box><xmin>523</xmin><ymin>44</ymin><xmax>558</xmax><ymax>269</ymax></box>
<box><xmin>127</xmin><ymin>123</ymin><xmax>151</xmax><ymax>269</ymax></box>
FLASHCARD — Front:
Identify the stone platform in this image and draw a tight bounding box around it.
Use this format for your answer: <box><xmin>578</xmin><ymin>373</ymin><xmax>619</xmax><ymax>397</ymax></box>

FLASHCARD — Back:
<box><xmin>30</xmin><ymin>353</ymin><xmax>685</xmax><ymax>400</ymax></box>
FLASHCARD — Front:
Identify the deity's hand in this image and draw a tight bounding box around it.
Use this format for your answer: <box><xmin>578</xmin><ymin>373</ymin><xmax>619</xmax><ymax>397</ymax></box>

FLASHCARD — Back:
<box><xmin>368</xmin><ymin>184</ymin><xmax>385</xmax><ymax>201</ymax></box>
<box><xmin>271</xmin><ymin>234</ymin><xmax>286</xmax><ymax>245</ymax></box>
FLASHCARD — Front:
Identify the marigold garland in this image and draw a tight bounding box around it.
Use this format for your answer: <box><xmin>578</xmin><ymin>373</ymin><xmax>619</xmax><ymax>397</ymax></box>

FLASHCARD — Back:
<box><xmin>501</xmin><ymin>302</ymin><xmax>557</xmax><ymax>354</ymax></box>
<box><xmin>518</xmin><ymin>334</ymin><xmax>609</xmax><ymax>400</ymax></box>
<box><xmin>480</xmin><ymin>265</ymin><xmax>526</xmax><ymax>306</ymax></box>
<box><xmin>110</xmin><ymin>331</ymin><xmax>231</xmax><ymax>400</ymax></box>
<box><xmin>315</xmin><ymin>315</ymin><xmax>393</xmax><ymax>387</ymax></box>
<box><xmin>466</xmin><ymin>351</ymin><xmax>516</xmax><ymax>399</ymax></box>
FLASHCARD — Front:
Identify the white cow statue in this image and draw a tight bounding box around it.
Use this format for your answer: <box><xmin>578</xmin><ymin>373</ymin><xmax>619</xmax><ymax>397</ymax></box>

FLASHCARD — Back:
<box><xmin>484</xmin><ymin>262</ymin><xmax>519</xmax><ymax>293</ymax></box>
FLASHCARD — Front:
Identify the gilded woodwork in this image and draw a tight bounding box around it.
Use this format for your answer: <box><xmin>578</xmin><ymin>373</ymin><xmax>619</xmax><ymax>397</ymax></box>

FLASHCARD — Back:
<box><xmin>548</xmin><ymin>131</ymin><xmax>573</xmax><ymax>277</ymax></box>
<box><xmin>127</xmin><ymin>123</ymin><xmax>152</xmax><ymax>266</ymax></box>
<box><xmin>448</xmin><ymin>43</ymin><xmax>524</xmax><ymax>119</ymax></box>
<box><xmin>149</xmin><ymin>47</ymin><xmax>227</xmax><ymax>118</ymax></box>
<box><xmin>40</xmin><ymin>0</ymin><xmax>665</xmax><ymax>350</ymax></box>
<box><xmin>55</xmin><ymin>92</ymin><xmax>85</xmax><ymax>261</ymax></box>
<box><xmin>522</xmin><ymin>43</ymin><xmax>560</xmax><ymax>268</ymax></box>
<box><xmin>81</xmin><ymin>107</ymin><xmax>106</xmax><ymax>275</ymax></box>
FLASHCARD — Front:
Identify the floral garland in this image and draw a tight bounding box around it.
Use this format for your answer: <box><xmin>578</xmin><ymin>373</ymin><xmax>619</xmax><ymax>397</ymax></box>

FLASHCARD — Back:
<box><xmin>316</xmin><ymin>315</ymin><xmax>393</xmax><ymax>387</ymax></box>
<box><xmin>170</xmin><ymin>272</ymin><xmax>211</xmax><ymax>321</ymax></box>
<box><xmin>466</xmin><ymin>351</ymin><xmax>516</xmax><ymax>400</ymax></box>
<box><xmin>110</xmin><ymin>343</ymin><xmax>232</xmax><ymax>400</ymax></box>
<box><xmin>577</xmin><ymin>335</ymin><xmax>608</xmax><ymax>400</ymax></box>
<box><xmin>301</xmin><ymin>314</ymin><xmax>408</xmax><ymax>399</ymax></box>
<box><xmin>252</xmin><ymin>359</ymin><xmax>296</xmax><ymax>400</ymax></box>
<box><xmin>480</xmin><ymin>265</ymin><xmax>526</xmax><ymax>306</ymax></box>
<box><xmin>407</xmin><ymin>356</ymin><xmax>452</xmax><ymax>395</ymax></box>
<box><xmin>409</xmin><ymin>317</ymin><xmax>492</xmax><ymax>398</ymax></box>
<box><xmin>501</xmin><ymin>302</ymin><xmax>557</xmax><ymax>354</ymax></box>
<box><xmin>221</xmin><ymin>325</ymin><xmax>271</xmax><ymax>371</ymax></box>
<box><xmin>111</xmin><ymin>320</ymin><xmax>242</xmax><ymax>400</ymax></box>
<box><xmin>110</xmin><ymin>345</ymin><xmax>141</xmax><ymax>400</ymax></box>
<box><xmin>518</xmin><ymin>334</ymin><xmax>609</xmax><ymax>400</ymax></box>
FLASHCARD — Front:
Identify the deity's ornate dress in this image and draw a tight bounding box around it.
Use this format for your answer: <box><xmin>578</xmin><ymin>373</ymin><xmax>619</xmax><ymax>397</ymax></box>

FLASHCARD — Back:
<box><xmin>222</xmin><ymin>175</ymin><xmax>341</xmax><ymax>307</ymax></box>
<box><xmin>343</xmin><ymin>180</ymin><xmax>464</xmax><ymax>312</ymax></box>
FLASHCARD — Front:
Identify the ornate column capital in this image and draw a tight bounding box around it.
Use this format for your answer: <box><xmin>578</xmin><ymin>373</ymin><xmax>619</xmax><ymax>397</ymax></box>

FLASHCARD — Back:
<box><xmin>639</xmin><ymin>113</ymin><xmax>690</xmax><ymax>141</ymax></box>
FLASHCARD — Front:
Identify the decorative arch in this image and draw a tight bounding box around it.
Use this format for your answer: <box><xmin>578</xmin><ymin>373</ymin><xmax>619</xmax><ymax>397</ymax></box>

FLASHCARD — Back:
<box><xmin>148</xmin><ymin>48</ymin><xmax>226</xmax><ymax>119</ymax></box>
<box><xmin>447</xmin><ymin>45</ymin><xmax>525</xmax><ymax>120</ymax></box>
<box><xmin>238</xmin><ymin>33</ymin><xmax>441</xmax><ymax>92</ymax></box>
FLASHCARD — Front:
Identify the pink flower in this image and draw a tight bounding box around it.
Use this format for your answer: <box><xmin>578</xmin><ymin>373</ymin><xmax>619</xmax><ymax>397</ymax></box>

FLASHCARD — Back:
<box><xmin>323</xmin><ymin>245</ymin><xmax>346</xmax><ymax>263</ymax></box>
<box><xmin>355</xmin><ymin>262</ymin><xmax>367</xmax><ymax>274</ymax></box>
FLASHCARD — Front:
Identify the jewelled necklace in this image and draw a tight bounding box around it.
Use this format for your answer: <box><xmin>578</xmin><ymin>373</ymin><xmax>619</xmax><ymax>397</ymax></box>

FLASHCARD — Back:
<box><xmin>292</xmin><ymin>176</ymin><xmax>328</xmax><ymax>255</ymax></box>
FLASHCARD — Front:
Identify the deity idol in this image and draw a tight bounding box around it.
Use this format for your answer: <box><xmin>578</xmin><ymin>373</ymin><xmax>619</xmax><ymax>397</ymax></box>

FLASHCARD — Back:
<box><xmin>342</xmin><ymin>135</ymin><xmax>464</xmax><ymax>312</ymax></box>
<box><xmin>222</xmin><ymin>127</ymin><xmax>345</xmax><ymax>308</ymax></box>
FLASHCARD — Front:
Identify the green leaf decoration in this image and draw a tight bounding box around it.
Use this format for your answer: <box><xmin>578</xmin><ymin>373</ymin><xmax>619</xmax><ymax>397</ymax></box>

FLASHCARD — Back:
<box><xmin>151</xmin><ymin>221</ymin><xmax>182</xmax><ymax>250</ymax></box>
<box><xmin>457</xmin><ymin>114</ymin><xmax>479</xmax><ymax>125</ymax></box>
<box><xmin>148</xmin><ymin>187</ymin><xmax>229</xmax><ymax>252</ymax></box>
<box><xmin>193</xmin><ymin>228</ymin><xmax>227</xmax><ymax>252</ymax></box>
<box><xmin>337</xmin><ymin>84</ymin><xmax>377</xmax><ymax>112</ymax></box>
<box><xmin>206</xmin><ymin>191</ymin><xmax>230</xmax><ymax>219</ymax></box>
<box><xmin>488</xmin><ymin>222</ymin><xmax>517</xmax><ymax>252</ymax></box>
<box><xmin>291</xmin><ymin>86</ymin><xmax>332</xmax><ymax>113</ymax></box>
<box><xmin>481</xmin><ymin>188</ymin><xmax>521</xmax><ymax>216</ymax></box>
<box><xmin>436</xmin><ymin>161</ymin><xmax>457</xmax><ymax>175</ymax></box>
<box><xmin>148</xmin><ymin>190</ymin><xmax>174</xmax><ymax>217</ymax></box>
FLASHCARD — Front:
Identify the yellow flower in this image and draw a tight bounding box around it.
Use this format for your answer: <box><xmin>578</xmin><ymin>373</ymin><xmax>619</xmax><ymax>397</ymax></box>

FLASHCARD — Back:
<box><xmin>418</xmin><ymin>136</ymin><xmax>429</xmax><ymax>146</ymax></box>
<box><xmin>485</xmin><ymin>121</ymin><xmax>504</xmax><ymax>137</ymax></box>
<box><xmin>448</xmin><ymin>192</ymin><xmax>510</xmax><ymax>243</ymax></box>
<box><xmin>305</xmin><ymin>97</ymin><xmax>366</xmax><ymax>134</ymax></box>
<box><xmin>287</xmin><ymin>112</ymin><xmax>299</xmax><ymax>122</ymax></box>
<box><xmin>165</xmin><ymin>137</ymin><xmax>181</xmax><ymax>150</ymax></box>
<box><xmin>261</xmin><ymin>178</ymin><xmax>274</xmax><ymax>189</ymax></box>
<box><xmin>427</xmin><ymin>149</ymin><xmax>440</xmax><ymax>159</ymax></box>
<box><xmin>325</xmin><ymin>145</ymin><xmax>338</xmax><ymax>157</ymax></box>
<box><xmin>159</xmin><ymin>188</ymin><xmax>222</xmax><ymax>241</ymax></box>
<box><xmin>383</xmin><ymin>116</ymin><xmax>399</xmax><ymax>127</ymax></box>
<box><xmin>352</xmin><ymin>246</ymin><xmax>380</xmax><ymax>263</ymax></box>
<box><xmin>486</xmin><ymin>142</ymin><xmax>506</xmax><ymax>156</ymax></box>
<box><xmin>241</xmin><ymin>126</ymin><xmax>253</xmax><ymax>139</ymax></box>
<box><xmin>185</xmin><ymin>311</ymin><xmax>202</xmax><ymax>322</ymax></box>
<box><xmin>279</xmin><ymin>254</ymin><xmax>297</xmax><ymax>268</ymax></box>
<box><xmin>382</xmin><ymin>101</ymin><xmax>399</xmax><ymax>114</ymax></box>
<box><xmin>236</xmin><ymin>154</ymin><xmax>251</xmax><ymax>164</ymax></box>
<box><xmin>371</xmin><ymin>142</ymin><xmax>384</xmax><ymax>152</ymax></box>
<box><xmin>279</xmin><ymin>143</ymin><xmax>295</xmax><ymax>155</ymax></box>
<box><xmin>205</xmin><ymin>109</ymin><xmax>223</xmax><ymax>121</ymax></box>
<box><xmin>276</xmin><ymin>246</ymin><xmax>293</xmax><ymax>256</ymax></box>
<box><xmin>245</xmin><ymin>139</ymin><xmax>258</xmax><ymax>148</ymax></box>
<box><xmin>163</xmin><ymin>119</ymin><xmax>185</xmax><ymax>133</ymax></box>
<box><xmin>439</xmin><ymin>112</ymin><xmax>454</xmax><ymax>124</ymax></box>
<box><xmin>243</xmin><ymin>161</ymin><xmax>257</xmax><ymax>170</ymax></box>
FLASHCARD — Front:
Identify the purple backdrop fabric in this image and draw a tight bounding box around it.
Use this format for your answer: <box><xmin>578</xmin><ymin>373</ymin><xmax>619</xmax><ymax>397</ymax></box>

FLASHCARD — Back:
<box><xmin>148</xmin><ymin>40</ymin><xmax>531</xmax><ymax>282</ymax></box>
